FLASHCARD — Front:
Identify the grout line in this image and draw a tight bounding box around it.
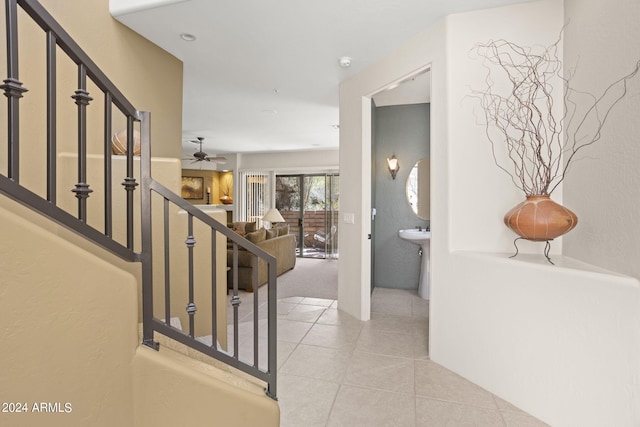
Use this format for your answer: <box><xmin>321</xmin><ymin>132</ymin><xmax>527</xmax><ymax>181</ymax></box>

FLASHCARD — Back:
<box><xmin>415</xmin><ymin>394</ymin><xmax>506</xmax><ymax>413</ymax></box>
<box><xmin>335</xmin><ymin>383</ymin><xmax>418</xmax><ymax>399</ymax></box>
<box><xmin>353</xmin><ymin>348</ymin><xmax>417</xmax><ymax>362</ymax></box>
<box><xmin>324</xmin><ymin>383</ymin><xmax>342</xmax><ymax>427</ymax></box>
<box><xmin>492</xmin><ymin>394</ymin><xmax>510</xmax><ymax>427</ymax></box>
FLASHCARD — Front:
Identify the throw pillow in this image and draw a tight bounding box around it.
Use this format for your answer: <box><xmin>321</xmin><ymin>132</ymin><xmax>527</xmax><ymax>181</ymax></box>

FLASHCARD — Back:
<box><xmin>231</xmin><ymin>222</ymin><xmax>246</xmax><ymax>233</ymax></box>
<box><xmin>276</xmin><ymin>224</ymin><xmax>289</xmax><ymax>236</ymax></box>
<box><xmin>245</xmin><ymin>228</ymin><xmax>266</xmax><ymax>244</ymax></box>
<box><xmin>245</xmin><ymin>222</ymin><xmax>257</xmax><ymax>233</ymax></box>
<box><xmin>266</xmin><ymin>228</ymin><xmax>277</xmax><ymax>240</ymax></box>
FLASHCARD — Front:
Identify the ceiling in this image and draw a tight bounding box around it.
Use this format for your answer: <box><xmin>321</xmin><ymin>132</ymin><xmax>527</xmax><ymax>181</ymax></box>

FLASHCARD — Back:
<box><xmin>111</xmin><ymin>0</ymin><xmax>530</xmax><ymax>159</ymax></box>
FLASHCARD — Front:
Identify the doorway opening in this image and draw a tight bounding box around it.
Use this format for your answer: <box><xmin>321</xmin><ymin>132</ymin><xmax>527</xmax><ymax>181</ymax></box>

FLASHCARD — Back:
<box><xmin>369</xmin><ymin>67</ymin><xmax>431</xmax><ymax>295</ymax></box>
<box><xmin>276</xmin><ymin>174</ymin><xmax>339</xmax><ymax>259</ymax></box>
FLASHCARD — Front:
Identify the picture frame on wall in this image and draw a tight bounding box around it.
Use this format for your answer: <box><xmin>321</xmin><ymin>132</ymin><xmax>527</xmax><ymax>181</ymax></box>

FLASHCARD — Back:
<box><xmin>181</xmin><ymin>176</ymin><xmax>204</xmax><ymax>199</ymax></box>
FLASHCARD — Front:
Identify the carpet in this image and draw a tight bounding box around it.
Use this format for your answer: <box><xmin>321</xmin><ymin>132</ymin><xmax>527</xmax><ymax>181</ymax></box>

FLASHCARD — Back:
<box><xmin>276</xmin><ymin>257</ymin><xmax>338</xmax><ymax>300</ymax></box>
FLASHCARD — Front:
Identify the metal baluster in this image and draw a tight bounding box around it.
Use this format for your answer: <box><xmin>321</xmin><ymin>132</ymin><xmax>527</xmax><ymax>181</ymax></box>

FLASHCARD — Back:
<box><xmin>71</xmin><ymin>64</ymin><xmax>93</xmax><ymax>221</ymax></box>
<box><xmin>104</xmin><ymin>93</ymin><xmax>112</xmax><ymax>236</ymax></box>
<box><xmin>253</xmin><ymin>254</ymin><xmax>259</xmax><ymax>368</ymax></box>
<box><xmin>122</xmin><ymin>116</ymin><xmax>138</xmax><ymax>249</ymax></box>
<box><xmin>186</xmin><ymin>214</ymin><xmax>197</xmax><ymax>337</ymax></box>
<box><xmin>1</xmin><ymin>0</ymin><xmax>28</xmax><ymax>181</ymax></box>
<box><xmin>266</xmin><ymin>259</ymin><xmax>277</xmax><ymax>399</ymax></box>
<box><xmin>46</xmin><ymin>31</ymin><xmax>56</xmax><ymax>203</ymax></box>
<box><xmin>139</xmin><ymin>111</ymin><xmax>158</xmax><ymax>349</ymax></box>
<box><xmin>164</xmin><ymin>198</ymin><xmax>171</xmax><ymax>326</ymax></box>
<box><xmin>211</xmin><ymin>228</ymin><xmax>218</xmax><ymax>348</ymax></box>
<box><xmin>232</xmin><ymin>243</ymin><xmax>240</xmax><ymax>359</ymax></box>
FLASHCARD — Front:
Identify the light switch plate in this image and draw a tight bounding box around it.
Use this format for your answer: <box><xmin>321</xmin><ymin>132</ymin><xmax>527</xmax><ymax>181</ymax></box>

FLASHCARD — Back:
<box><xmin>343</xmin><ymin>213</ymin><xmax>355</xmax><ymax>224</ymax></box>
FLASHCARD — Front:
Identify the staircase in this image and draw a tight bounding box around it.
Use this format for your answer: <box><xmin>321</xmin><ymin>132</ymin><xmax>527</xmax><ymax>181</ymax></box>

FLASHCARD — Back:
<box><xmin>0</xmin><ymin>0</ymin><xmax>279</xmax><ymax>423</ymax></box>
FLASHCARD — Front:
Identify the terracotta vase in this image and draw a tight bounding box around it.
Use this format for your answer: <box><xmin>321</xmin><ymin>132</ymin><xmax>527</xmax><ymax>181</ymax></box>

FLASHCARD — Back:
<box><xmin>219</xmin><ymin>195</ymin><xmax>233</xmax><ymax>205</ymax></box>
<box><xmin>504</xmin><ymin>195</ymin><xmax>578</xmax><ymax>241</ymax></box>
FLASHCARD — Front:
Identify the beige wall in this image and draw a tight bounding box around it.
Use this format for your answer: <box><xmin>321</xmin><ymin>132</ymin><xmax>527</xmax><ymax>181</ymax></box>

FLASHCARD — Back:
<box><xmin>0</xmin><ymin>197</ymin><xmax>138</xmax><ymax>426</ymax></box>
<box><xmin>562</xmin><ymin>0</ymin><xmax>640</xmax><ymax>280</ymax></box>
<box><xmin>0</xmin><ymin>196</ymin><xmax>278</xmax><ymax>426</ymax></box>
<box><xmin>133</xmin><ymin>346</ymin><xmax>279</xmax><ymax>427</ymax></box>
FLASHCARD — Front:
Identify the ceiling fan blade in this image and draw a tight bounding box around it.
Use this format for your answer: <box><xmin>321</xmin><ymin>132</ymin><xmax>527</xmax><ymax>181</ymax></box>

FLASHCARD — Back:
<box><xmin>205</xmin><ymin>156</ymin><xmax>227</xmax><ymax>163</ymax></box>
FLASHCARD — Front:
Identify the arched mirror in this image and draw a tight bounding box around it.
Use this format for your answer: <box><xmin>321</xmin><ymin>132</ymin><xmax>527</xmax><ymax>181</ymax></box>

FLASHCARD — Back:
<box><xmin>406</xmin><ymin>158</ymin><xmax>430</xmax><ymax>220</ymax></box>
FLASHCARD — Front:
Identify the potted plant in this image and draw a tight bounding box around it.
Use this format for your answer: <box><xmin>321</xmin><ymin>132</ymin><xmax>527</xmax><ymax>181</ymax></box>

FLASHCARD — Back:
<box><xmin>472</xmin><ymin>36</ymin><xmax>639</xmax><ymax>241</ymax></box>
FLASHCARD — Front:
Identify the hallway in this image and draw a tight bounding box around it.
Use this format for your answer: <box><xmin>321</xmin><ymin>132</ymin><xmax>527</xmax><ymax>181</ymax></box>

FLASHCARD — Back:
<box><xmin>224</xmin><ymin>259</ymin><xmax>548</xmax><ymax>425</ymax></box>
<box><xmin>275</xmin><ymin>284</ymin><xmax>548</xmax><ymax>426</ymax></box>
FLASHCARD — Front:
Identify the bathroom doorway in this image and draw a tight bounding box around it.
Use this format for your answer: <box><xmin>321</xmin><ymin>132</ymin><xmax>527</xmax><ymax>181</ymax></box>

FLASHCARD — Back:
<box><xmin>369</xmin><ymin>67</ymin><xmax>431</xmax><ymax>297</ymax></box>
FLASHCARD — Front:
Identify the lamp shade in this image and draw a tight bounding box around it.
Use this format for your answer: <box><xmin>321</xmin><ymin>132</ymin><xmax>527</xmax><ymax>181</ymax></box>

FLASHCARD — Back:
<box><xmin>262</xmin><ymin>208</ymin><xmax>285</xmax><ymax>223</ymax></box>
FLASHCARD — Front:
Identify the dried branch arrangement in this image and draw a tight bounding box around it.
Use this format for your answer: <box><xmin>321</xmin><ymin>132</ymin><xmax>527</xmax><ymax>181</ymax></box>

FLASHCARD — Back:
<box><xmin>471</xmin><ymin>36</ymin><xmax>640</xmax><ymax>196</ymax></box>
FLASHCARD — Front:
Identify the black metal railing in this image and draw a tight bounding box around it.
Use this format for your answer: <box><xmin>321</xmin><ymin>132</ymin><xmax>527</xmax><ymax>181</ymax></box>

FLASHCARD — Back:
<box><xmin>0</xmin><ymin>0</ymin><xmax>277</xmax><ymax>398</ymax></box>
<box><xmin>140</xmin><ymin>125</ymin><xmax>277</xmax><ymax>394</ymax></box>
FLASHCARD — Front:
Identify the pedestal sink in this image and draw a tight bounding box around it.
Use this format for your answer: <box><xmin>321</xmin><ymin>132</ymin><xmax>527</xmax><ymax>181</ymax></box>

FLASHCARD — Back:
<box><xmin>398</xmin><ymin>229</ymin><xmax>431</xmax><ymax>300</ymax></box>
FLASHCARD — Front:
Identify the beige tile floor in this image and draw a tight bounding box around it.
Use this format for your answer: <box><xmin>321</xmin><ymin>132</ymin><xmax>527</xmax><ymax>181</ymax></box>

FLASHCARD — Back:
<box><xmin>227</xmin><ymin>287</ymin><xmax>549</xmax><ymax>427</ymax></box>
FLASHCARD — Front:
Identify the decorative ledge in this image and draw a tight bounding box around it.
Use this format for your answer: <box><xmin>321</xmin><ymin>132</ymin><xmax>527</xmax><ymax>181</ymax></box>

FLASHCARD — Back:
<box><xmin>453</xmin><ymin>251</ymin><xmax>639</xmax><ymax>287</ymax></box>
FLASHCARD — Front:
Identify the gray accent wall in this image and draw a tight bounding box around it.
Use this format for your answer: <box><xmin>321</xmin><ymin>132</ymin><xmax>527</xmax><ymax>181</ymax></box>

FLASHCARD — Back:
<box><xmin>372</xmin><ymin>103</ymin><xmax>430</xmax><ymax>290</ymax></box>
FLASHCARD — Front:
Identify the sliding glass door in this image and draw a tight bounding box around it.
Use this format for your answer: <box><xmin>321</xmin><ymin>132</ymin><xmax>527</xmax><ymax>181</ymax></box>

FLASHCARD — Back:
<box><xmin>276</xmin><ymin>174</ymin><xmax>339</xmax><ymax>259</ymax></box>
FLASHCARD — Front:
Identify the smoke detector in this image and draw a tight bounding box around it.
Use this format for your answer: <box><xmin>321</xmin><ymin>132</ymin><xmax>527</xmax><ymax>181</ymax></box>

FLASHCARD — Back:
<box><xmin>338</xmin><ymin>56</ymin><xmax>352</xmax><ymax>68</ymax></box>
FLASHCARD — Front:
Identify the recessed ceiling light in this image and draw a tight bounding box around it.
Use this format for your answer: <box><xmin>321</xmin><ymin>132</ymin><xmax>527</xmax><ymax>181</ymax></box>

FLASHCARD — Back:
<box><xmin>180</xmin><ymin>33</ymin><xmax>196</xmax><ymax>42</ymax></box>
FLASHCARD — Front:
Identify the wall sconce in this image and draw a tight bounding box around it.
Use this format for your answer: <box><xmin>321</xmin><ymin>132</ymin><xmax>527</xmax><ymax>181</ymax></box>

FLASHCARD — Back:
<box><xmin>387</xmin><ymin>155</ymin><xmax>399</xmax><ymax>180</ymax></box>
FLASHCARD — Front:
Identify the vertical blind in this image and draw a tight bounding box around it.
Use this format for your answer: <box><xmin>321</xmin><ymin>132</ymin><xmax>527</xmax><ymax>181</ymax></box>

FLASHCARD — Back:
<box><xmin>237</xmin><ymin>170</ymin><xmax>272</xmax><ymax>228</ymax></box>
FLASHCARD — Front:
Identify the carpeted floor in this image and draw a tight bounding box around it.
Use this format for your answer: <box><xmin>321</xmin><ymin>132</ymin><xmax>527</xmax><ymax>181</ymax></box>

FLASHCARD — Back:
<box><xmin>277</xmin><ymin>257</ymin><xmax>338</xmax><ymax>300</ymax></box>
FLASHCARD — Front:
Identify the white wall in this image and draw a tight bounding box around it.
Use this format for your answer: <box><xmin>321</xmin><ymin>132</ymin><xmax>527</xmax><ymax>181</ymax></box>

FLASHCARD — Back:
<box><xmin>447</xmin><ymin>2</ymin><xmax>565</xmax><ymax>255</ymax></box>
<box><xmin>438</xmin><ymin>252</ymin><xmax>640</xmax><ymax>427</ymax></box>
<box><xmin>237</xmin><ymin>149</ymin><xmax>338</xmax><ymax>172</ymax></box>
<box><xmin>339</xmin><ymin>22</ymin><xmax>446</xmax><ymax>321</ymax></box>
<box><xmin>562</xmin><ymin>0</ymin><xmax>640</xmax><ymax>280</ymax></box>
<box><xmin>339</xmin><ymin>0</ymin><xmax>640</xmax><ymax>425</ymax></box>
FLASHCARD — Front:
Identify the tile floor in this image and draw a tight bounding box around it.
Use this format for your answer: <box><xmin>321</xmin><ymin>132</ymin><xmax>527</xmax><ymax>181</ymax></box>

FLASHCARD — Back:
<box><xmin>227</xmin><ymin>287</ymin><xmax>549</xmax><ymax>427</ymax></box>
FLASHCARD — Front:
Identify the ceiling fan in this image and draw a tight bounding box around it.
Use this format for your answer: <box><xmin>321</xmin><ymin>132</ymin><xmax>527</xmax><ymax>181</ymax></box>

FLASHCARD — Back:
<box><xmin>183</xmin><ymin>137</ymin><xmax>227</xmax><ymax>163</ymax></box>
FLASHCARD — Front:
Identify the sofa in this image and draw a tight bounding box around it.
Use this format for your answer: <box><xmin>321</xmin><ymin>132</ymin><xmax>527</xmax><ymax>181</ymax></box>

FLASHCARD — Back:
<box><xmin>227</xmin><ymin>222</ymin><xmax>296</xmax><ymax>292</ymax></box>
